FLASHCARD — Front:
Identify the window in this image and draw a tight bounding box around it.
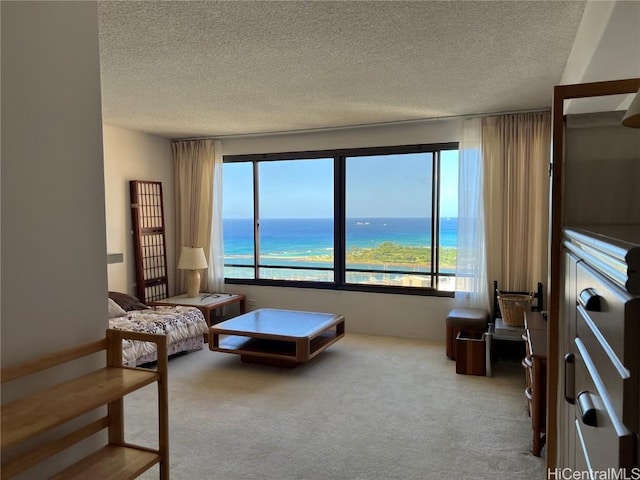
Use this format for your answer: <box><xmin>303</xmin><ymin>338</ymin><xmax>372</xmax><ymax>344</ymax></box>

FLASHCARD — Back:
<box><xmin>223</xmin><ymin>143</ymin><xmax>458</xmax><ymax>295</ymax></box>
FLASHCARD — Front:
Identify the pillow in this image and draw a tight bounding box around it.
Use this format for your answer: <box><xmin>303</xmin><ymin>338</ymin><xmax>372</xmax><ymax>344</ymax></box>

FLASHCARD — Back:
<box><xmin>108</xmin><ymin>298</ymin><xmax>127</xmax><ymax>318</ymax></box>
<box><xmin>108</xmin><ymin>291</ymin><xmax>149</xmax><ymax>311</ymax></box>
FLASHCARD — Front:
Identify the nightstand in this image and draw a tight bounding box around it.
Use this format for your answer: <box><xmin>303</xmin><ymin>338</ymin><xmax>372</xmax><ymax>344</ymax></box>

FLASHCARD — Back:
<box><xmin>150</xmin><ymin>293</ymin><xmax>246</xmax><ymax>327</ymax></box>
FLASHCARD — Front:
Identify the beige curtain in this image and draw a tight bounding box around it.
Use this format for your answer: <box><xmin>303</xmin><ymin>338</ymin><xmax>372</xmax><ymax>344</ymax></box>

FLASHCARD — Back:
<box><xmin>483</xmin><ymin>112</ymin><xmax>551</xmax><ymax>296</ymax></box>
<box><xmin>172</xmin><ymin>139</ymin><xmax>223</xmax><ymax>294</ymax></box>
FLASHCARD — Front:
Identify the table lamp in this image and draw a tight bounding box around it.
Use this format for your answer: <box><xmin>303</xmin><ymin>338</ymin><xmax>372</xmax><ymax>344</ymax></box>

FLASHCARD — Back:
<box><xmin>178</xmin><ymin>247</ymin><xmax>208</xmax><ymax>297</ymax></box>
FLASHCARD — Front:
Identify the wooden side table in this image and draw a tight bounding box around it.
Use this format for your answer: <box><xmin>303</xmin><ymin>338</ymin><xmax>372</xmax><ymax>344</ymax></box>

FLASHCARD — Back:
<box><xmin>150</xmin><ymin>293</ymin><xmax>246</xmax><ymax>327</ymax></box>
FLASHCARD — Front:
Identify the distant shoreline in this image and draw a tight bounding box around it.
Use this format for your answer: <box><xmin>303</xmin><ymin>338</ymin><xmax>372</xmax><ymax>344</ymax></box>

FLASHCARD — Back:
<box><xmin>256</xmin><ymin>244</ymin><xmax>457</xmax><ymax>269</ymax></box>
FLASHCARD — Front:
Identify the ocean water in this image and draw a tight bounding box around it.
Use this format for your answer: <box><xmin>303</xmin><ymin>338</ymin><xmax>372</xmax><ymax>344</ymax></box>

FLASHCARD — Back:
<box><xmin>223</xmin><ymin>217</ymin><xmax>457</xmax><ymax>263</ymax></box>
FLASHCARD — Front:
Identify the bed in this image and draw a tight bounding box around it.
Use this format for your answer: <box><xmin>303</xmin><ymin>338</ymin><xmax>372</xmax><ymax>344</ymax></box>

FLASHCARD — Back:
<box><xmin>108</xmin><ymin>292</ymin><xmax>208</xmax><ymax>366</ymax></box>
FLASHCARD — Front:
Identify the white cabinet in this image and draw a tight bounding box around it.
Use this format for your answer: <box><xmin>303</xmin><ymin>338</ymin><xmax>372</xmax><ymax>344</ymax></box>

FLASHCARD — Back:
<box><xmin>562</xmin><ymin>229</ymin><xmax>640</xmax><ymax>472</ymax></box>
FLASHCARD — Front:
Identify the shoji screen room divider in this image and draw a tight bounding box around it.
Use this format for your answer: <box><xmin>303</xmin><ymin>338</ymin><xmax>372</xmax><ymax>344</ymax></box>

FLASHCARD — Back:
<box><xmin>130</xmin><ymin>180</ymin><xmax>169</xmax><ymax>302</ymax></box>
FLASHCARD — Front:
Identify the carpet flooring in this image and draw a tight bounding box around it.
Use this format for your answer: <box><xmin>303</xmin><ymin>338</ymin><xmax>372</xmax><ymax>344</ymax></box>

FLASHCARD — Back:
<box><xmin>125</xmin><ymin>333</ymin><xmax>545</xmax><ymax>480</ymax></box>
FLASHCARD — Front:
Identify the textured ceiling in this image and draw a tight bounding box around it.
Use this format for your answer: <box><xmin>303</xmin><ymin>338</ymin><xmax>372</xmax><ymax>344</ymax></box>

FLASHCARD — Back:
<box><xmin>97</xmin><ymin>0</ymin><xmax>586</xmax><ymax>139</ymax></box>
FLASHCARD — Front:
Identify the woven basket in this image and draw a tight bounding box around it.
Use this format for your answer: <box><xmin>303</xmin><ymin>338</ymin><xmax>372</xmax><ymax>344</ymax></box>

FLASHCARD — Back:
<box><xmin>497</xmin><ymin>292</ymin><xmax>534</xmax><ymax>327</ymax></box>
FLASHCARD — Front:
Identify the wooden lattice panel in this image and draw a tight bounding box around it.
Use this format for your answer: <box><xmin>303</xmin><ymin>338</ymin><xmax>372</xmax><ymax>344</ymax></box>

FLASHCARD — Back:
<box><xmin>130</xmin><ymin>181</ymin><xmax>169</xmax><ymax>302</ymax></box>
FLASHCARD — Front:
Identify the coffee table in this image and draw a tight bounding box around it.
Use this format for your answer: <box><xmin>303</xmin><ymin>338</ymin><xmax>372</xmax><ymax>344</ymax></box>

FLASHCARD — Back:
<box><xmin>208</xmin><ymin>308</ymin><xmax>345</xmax><ymax>367</ymax></box>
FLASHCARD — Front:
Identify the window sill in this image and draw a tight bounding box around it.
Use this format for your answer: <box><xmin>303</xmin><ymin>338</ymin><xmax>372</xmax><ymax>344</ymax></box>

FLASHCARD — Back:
<box><xmin>224</xmin><ymin>278</ymin><xmax>455</xmax><ymax>297</ymax></box>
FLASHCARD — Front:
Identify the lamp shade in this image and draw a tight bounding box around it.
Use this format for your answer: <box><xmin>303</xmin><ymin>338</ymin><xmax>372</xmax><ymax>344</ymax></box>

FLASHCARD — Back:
<box><xmin>622</xmin><ymin>88</ymin><xmax>640</xmax><ymax>128</ymax></box>
<box><xmin>177</xmin><ymin>247</ymin><xmax>208</xmax><ymax>270</ymax></box>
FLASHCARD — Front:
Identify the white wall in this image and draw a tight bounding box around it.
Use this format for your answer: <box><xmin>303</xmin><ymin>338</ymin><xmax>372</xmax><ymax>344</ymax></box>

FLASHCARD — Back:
<box><xmin>561</xmin><ymin>0</ymin><xmax>640</xmax><ymax>86</ymax></box>
<box><xmin>562</xmin><ymin>0</ymin><xmax>640</xmax><ymax>114</ymax></box>
<box><xmin>1</xmin><ymin>2</ymin><xmax>106</xmax><ymax>476</ymax></box>
<box><xmin>222</xmin><ymin>118</ymin><xmax>460</xmax><ymax>155</ymax></box>
<box><xmin>102</xmin><ymin>124</ymin><xmax>175</xmax><ymax>295</ymax></box>
<box><xmin>231</xmin><ymin>285</ymin><xmax>455</xmax><ymax>340</ymax></box>
<box><xmin>220</xmin><ymin>118</ymin><xmax>461</xmax><ymax>341</ymax></box>
<box><xmin>1</xmin><ymin>1</ymin><xmax>106</xmax><ymax>361</ymax></box>
<box><xmin>564</xmin><ymin>113</ymin><xmax>640</xmax><ymax>225</ymax></box>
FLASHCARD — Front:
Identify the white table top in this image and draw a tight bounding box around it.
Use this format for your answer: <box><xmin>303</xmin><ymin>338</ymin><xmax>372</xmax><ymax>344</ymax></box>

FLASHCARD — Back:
<box><xmin>155</xmin><ymin>293</ymin><xmax>243</xmax><ymax>307</ymax></box>
<box><xmin>211</xmin><ymin>308</ymin><xmax>344</xmax><ymax>338</ymax></box>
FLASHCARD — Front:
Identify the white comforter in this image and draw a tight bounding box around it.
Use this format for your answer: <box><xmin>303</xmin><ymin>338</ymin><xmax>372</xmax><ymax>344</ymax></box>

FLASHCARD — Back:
<box><xmin>109</xmin><ymin>306</ymin><xmax>208</xmax><ymax>365</ymax></box>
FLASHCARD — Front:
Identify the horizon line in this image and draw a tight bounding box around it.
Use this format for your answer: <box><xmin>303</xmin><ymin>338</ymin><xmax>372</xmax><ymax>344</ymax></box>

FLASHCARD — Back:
<box><xmin>223</xmin><ymin>216</ymin><xmax>459</xmax><ymax>220</ymax></box>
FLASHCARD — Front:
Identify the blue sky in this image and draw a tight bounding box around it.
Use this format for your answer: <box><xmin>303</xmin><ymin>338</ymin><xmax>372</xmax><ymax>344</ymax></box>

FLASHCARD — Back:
<box><xmin>223</xmin><ymin>150</ymin><xmax>459</xmax><ymax>218</ymax></box>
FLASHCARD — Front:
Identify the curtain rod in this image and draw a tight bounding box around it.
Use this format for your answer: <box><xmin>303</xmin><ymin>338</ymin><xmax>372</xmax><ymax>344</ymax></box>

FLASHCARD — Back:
<box><xmin>173</xmin><ymin>107</ymin><xmax>551</xmax><ymax>142</ymax></box>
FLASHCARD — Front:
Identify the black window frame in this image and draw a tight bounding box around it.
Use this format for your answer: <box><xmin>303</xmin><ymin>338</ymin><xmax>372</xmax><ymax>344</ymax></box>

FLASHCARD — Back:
<box><xmin>223</xmin><ymin>142</ymin><xmax>458</xmax><ymax>297</ymax></box>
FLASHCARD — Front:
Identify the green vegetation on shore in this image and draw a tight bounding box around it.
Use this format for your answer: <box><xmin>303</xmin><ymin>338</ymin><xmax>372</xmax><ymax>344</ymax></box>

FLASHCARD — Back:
<box><xmin>347</xmin><ymin>241</ymin><xmax>456</xmax><ymax>267</ymax></box>
<box><xmin>306</xmin><ymin>241</ymin><xmax>457</xmax><ymax>268</ymax></box>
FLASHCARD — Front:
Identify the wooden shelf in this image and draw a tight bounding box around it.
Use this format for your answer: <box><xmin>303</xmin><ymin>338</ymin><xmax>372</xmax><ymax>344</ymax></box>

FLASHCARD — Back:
<box><xmin>50</xmin><ymin>445</ymin><xmax>160</xmax><ymax>479</ymax></box>
<box><xmin>1</xmin><ymin>367</ymin><xmax>158</xmax><ymax>449</ymax></box>
<box><xmin>217</xmin><ymin>331</ymin><xmax>339</xmax><ymax>359</ymax></box>
<box><xmin>1</xmin><ymin>329</ymin><xmax>169</xmax><ymax>479</ymax></box>
<box><xmin>218</xmin><ymin>336</ymin><xmax>298</xmax><ymax>358</ymax></box>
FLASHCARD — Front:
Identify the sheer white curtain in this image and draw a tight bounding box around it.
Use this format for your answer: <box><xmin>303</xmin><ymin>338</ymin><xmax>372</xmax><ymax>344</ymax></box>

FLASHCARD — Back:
<box><xmin>172</xmin><ymin>139</ymin><xmax>224</xmax><ymax>294</ymax></box>
<box><xmin>455</xmin><ymin>118</ymin><xmax>490</xmax><ymax>310</ymax></box>
<box><xmin>208</xmin><ymin>141</ymin><xmax>225</xmax><ymax>293</ymax></box>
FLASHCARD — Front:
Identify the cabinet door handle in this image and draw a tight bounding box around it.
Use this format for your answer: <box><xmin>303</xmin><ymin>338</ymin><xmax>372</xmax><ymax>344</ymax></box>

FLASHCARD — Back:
<box><xmin>525</xmin><ymin>386</ymin><xmax>533</xmax><ymax>401</ymax></box>
<box><xmin>577</xmin><ymin>391</ymin><xmax>597</xmax><ymax>427</ymax></box>
<box><xmin>578</xmin><ymin>288</ymin><xmax>602</xmax><ymax>312</ymax></box>
<box><xmin>564</xmin><ymin>353</ymin><xmax>575</xmax><ymax>404</ymax></box>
